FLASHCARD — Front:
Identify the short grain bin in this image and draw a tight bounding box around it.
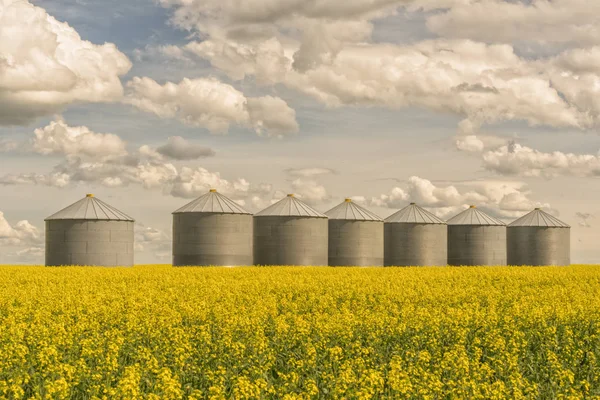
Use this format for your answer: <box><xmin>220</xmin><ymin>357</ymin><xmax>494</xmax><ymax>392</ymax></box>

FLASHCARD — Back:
<box><xmin>45</xmin><ymin>194</ymin><xmax>134</xmax><ymax>266</ymax></box>
<box><xmin>384</xmin><ymin>203</ymin><xmax>447</xmax><ymax>266</ymax></box>
<box><xmin>507</xmin><ymin>208</ymin><xmax>570</xmax><ymax>266</ymax></box>
<box><xmin>325</xmin><ymin>198</ymin><xmax>383</xmax><ymax>266</ymax></box>
<box><xmin>172</xmin><ymin>189</ymin><xmax>253</xmax><ymax>266</ymax></box>
<box><xmin>447</xmin><ymin>206</ymin><xmax>506</xmax><ymax>266</ymax></box>
<box><xmin>253</xmin><ymin>194</ymin><xmax>328</xmax><ymax>266</ymax></box>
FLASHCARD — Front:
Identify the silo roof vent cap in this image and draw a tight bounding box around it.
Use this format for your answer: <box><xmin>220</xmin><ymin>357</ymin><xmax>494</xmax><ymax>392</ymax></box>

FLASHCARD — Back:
<box><xmin>86</xmin><ymin>194</ymin><xmax>94</xmax><ymax>198</ymax></box>
<box><xmin>209</xmin><ymin>189</ymin><xmax>217</xmax><ymax>192</ymax></box>
<box><xmin>287</xmin><ymin>194</ymin><xmax>295</xmax><ymax>197</ymax></box>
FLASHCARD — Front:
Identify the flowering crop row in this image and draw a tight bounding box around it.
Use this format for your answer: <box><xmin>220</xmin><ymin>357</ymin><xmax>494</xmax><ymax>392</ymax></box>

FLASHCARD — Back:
<box><xmin>0</xmin><ymin>265</ymin><xmax>599</xmax><ymax>399</ymax></box>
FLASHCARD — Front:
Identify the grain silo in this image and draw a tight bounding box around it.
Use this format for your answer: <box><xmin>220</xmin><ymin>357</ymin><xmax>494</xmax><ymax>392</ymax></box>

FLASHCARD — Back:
<box><xmin>447</xmin><ymin>206</ymin><xmax>506</xmax><ymax>266</ymax></box>
<box><xmin>45</xmin><ymin>194</ymin><xmax>134</xmax><ymax>266</ymax></box>
<box><xmin>325</xmin><ymin>199</ymin><xmax>383</xmax><ymax>266</ymax></box>
<box><xmin>384</xmin><ymin>202</ymin><xmax>447</xmax><ymax>266</ymax></box>
<box><xmin>254</xmin><ymin>194</ymin><xmax>328</xmax><ymax>266</ymax></box>
<box><xmin>172</xmin><ymin>189</ymin><xmax>253</xmax><ymax>266</ymax></box>
<box><xmin>507</xmin><ymin>208</ymin><xmax>570</xmax><ymax>266</ymax></box>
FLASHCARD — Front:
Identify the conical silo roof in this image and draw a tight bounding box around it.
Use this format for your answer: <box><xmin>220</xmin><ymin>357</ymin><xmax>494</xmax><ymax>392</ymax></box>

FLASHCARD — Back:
<box><xmin>325</xmin><ymin>199</ymin><xmax>382</xmax><ymax>221</ymax></box>
<box><xmin>385</xmin><ymin>202</ymin><xmax>445</xmax><ymax>224</ymax></box>
<box><xmin>447</xmin><ymin>206</ymin><xmax>505</xmax><ymax>226</ymax></box>
<box><xmin>45</xmin><ymin>194</ymin><xmax>134</xmax><ymax>221</ymax></box>
<box><xmin>255</xmin><ymin>194</ymin><xmax>326</xmax><ymax>218</ymax></box>
<box><xmin>173</xmin><ymin>189</ymin><xmax>251</xmax><ymax>214</ymax></box>
<box><xmin>508</xmin><ymin>208</ymin><xmax>570</xmax><ymax>227</ymax></box>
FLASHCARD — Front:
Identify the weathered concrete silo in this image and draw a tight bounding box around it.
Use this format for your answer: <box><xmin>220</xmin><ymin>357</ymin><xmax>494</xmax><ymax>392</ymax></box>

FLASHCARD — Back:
<box><xmin>508</xmin><ymin>208</ymin><xmax>570</xmax><ymax>266</ymax></box>
<box><xmin>45</xmin><ymin>194</ymin><xmax>134</xmax><ymax>266</ymax></box>
<box><xmin>325</xmin><ymin>199</ymin><xmax>383</xmax><ymax>266</ymax></box>
<box><xmin>384</xmin><ymin>202</ymin><xmax>447</xmax><ymax>266</ymax></box>
<box><xmin>447</xmin><ymin>206</ymin><xmax>506</xmax><ymax>266</ymax></box>
<box><xmin>172</xmin><ymin>189</ymin><xmax>253</xmax><ymax>266</ymax></box>
<box><xmin>254</xmin><ymin>194</ymin><xmax>328</xmax><ymax>266</ymax></box>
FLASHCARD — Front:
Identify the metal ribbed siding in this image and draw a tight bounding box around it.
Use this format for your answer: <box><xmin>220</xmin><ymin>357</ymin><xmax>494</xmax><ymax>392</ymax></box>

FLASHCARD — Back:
<box><xmin>45</xmin><ymin>220</ymin><xmax>134</xmax><ymax>266</ymax></box>
<box><xmin>507</xmin><ymin>227</ymin><xmax>570</xmax><ymax>266</ymax></box>
<box><xmin>328</xmin><ymin>220</ymin><xmax>383</xmax><ymax>266</ymax></box>
<box><xmin>385</xmin><ymin>223</ymin><xmax>447</xmax><ymax>266</ymax></box>
<box><xmin>172</xmin><ymin>213</ymin><xmax>253</xmax><ymax>266</ymax></box>
<box><xmin>253</xmin><ymin>216</ymin><xmax>328</xmax><ymax>266</ymax></box>
<box><xmin>447</xmin><ymin>225</ymin><xmax>507</xmax><ymax>266</ymax></box>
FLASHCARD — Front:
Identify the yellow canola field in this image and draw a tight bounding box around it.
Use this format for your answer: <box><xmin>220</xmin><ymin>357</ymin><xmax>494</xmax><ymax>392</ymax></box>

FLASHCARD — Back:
<box><xmin>1</xmin><ymin>265</ymin><xmax>600</xmax><ymax>399</ymax></box>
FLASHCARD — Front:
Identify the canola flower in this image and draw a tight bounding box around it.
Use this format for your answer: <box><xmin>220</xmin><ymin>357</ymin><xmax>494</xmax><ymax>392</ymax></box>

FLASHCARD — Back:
<box><xmin>0</xmin><ymin>265</ymin><xmax>599</xmax><ymax>399</ymax></box>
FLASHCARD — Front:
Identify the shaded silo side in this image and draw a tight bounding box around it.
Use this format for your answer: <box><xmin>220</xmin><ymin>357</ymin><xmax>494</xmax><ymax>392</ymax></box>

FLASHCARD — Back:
<box><xmin>45</xmin><ymin>194</ymin><xmax>134</xmax><ymax>266</ymax></box>
<box><xmin>172</xmin><ymin>189</ymin><xmax>253</xmax><ymax>266</ymax></box>
<box><xmin>507</xmin><ymin>208</ymin><xmax>570</xmax><ymax>266</ymax></box>
<box><xmin>254</xmin><ymin>194</ymin><xmax>328</xmax><ymax>266</ymax></box>
<box><xmin>384</xmin><ymin>203</ymin><xmax>447</xmax><ymax>266</ymax></box>
<box><xmin>325</xmin><ymin>199</ymin><xmax>383</xmax><ymax>266</ymax></box>
<box><xmin>447</xmin><ymin>206</ymin><xmax>506</xmax><ymax>266</ymax></box>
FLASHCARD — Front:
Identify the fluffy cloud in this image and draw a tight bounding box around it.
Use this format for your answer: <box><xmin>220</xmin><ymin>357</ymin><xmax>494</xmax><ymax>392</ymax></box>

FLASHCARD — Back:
<box><xmin>481</xmin><ymin>143</ymin><xmax>600</xmax><ymax>178</ymax></box>
<box><xmin>290</xmin><ymin>178</ymin><xmax>329</xmax><ymax>205</ymax></box>
<box><xmin>185</xmin><ymin>38</ymin><xmax>291</xmax><ymax>85</ymax></box>
<box><xmin>135</xmin><ymin>225</ymin><xmax>172</xmax><ymax>261</ymax></box>
<box><xmin>0</xmin><ymin>0</ymin><xmax>131</xmax><ymax>125</ymax></box>
<box><xmin>370</xmin><ymin>176</ymin><xmax>549</xmax><ymax>219</ymax></box>
<box><xmin>0</xmin><ymin>211</ymin><xmax>41</xmax><ymax>246</ymax></box>
<box><xmin>157</xmin><ymin>0</ymin><xmax>600</xmax><ymax>134</ymax></box>
<box><xmin>160</xmin><ymin>0</ymin><xmax>600</xmax><ymax>50</ymax></box>
<box><xmin>155</xmin><ymin>136</ymin><xmax>215</xmax><ymax>160</ymax></box>
<box><xmin>426</xmin><ymin>0</ymin><xmax>600</xmax><ymax>47</ymax></box>
<box><xmin>124</xmin><ymin>77</ymin><xmax>299</xmax><ymax>137</ymax></box>
<box><xmin>0</xmin><ymin>119</ymin><xmax>275</xmax><ymax>201</ymax></box>
<box><xmin>30</xmin><ymin>118</ymin><xmax>128</xmax><ymax>158</ymax></box>
<box><xmin>181</xmin><ymin>37</ymin><xmax>599</xmax><ymax>130</ymax></box>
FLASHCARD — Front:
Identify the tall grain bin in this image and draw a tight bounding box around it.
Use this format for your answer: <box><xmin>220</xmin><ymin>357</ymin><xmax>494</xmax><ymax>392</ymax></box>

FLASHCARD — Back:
<box><xmin>447</xmin><ymin>206</ymin><xmax>506</xmax><ymax>266</ymax></box>
<box><xmin>508</xmin><ymin>208</ymin><xmax>570</xmax><ymax>266</ymax></box>
<box><xmin>325</xmin><ymin>199</ymin><xmax>383</xmax><ymax>266</ymax></box>
<box><xmin>384</xmin><ymin>202</ymin><xmax>447</xmax><ymax>266</ymax></box>
<box><xmin>172</xmin><ymin>189</ymin><xmax>253</xmax><ymax>266</ymax></box>
<box><xmin>254</xmin><ymin>194</ymin><xmax>328</xmax><ymax>266</ymax></box>
<box><xmin>45</xmin><ymin>194</ymin><xmax>134</xmax><ymax>266</ymax></box>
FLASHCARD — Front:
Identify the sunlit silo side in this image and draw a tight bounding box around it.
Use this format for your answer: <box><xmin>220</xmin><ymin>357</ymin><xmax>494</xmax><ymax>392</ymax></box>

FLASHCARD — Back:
<box><xmin>447</xmin><ymin>206</ymin><xmax>506</xmax><ymax>266</ymax></box>
<box><xmin>325</xmin><ymin>199</ymin><xmax>383</xmax><ymax>266</ymax></box>
<box><xmin>172</xmin><ymin>189</ymin><xmax>253</xmax><ymax>266</ymax></box>
<box><xmin>45</xmin><ymin>194</ymin><xmax>134</xmax><ymax>266</ymax></box>
<box><xmin>254</xmin><ymin>194</ymin><xmax>328</xmax><ymax>266</ymax></box>
<box><xmin>507</xmin><ymin>208</ymin><xmax>570</xmax><ymax>266</ymax></box>
<box><xmin>384</xmin><ymin>203</ymin><xmax>447</xmax><ymax>266</ymax></box>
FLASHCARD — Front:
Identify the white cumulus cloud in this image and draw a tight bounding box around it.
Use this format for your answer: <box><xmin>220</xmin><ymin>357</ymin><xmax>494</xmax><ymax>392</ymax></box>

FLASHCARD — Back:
<box><xmin>124</xmin><ymin>77</ymin><xmax>299</xmax><ymax>137</ymax></box>
<box><xmin>0</xmin><ymin>0</ymin><xmax>131</xmax><ymax>125</ymax></box>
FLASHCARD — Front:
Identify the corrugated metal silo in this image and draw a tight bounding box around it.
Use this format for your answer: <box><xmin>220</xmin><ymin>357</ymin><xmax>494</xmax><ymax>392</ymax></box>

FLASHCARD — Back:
<box><xmin>384</xmin><ymin>202</ymin><xmax>447</xmax><ymax>266</ymax></box>
<box><xmin>45</xmin><ymin>194</ymin><xmax>134</xmax><ymax>266</ymax></box>
<box><xmin>508</xmin><ymin>208</ymin><xmax>570</xmax><ymax>266</ymax></box>
<box><xmin>447</xmin><ymin>206</ymin><xmax>506</xmax><ymax>266</ymax></box>
<box><xmin>254</xmin><ymin>194</ymin><xmax>328</xmax><ymax>266</ymax></box>
<box><xmin>172</xmin><ymin>189</ymin><xmax>253</xmax><ymax>266</ymax></box>
<box><xmin>325</xmin><ymin>199</ymin><xmax>383</xmax><ymax>266</ymax></box>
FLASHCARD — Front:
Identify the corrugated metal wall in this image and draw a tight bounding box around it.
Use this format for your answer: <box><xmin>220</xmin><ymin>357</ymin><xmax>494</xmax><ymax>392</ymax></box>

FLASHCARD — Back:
<box><xmin>45</xmin><ymin>220</ymin><xmax>134</xmax><ymax>266</ymax></box>
<box><xmin>172</xmin><ymin>213</ymin><xmax>253</xmax><ymax>266</ymax></box>
<box><xmin>447</xmin><ymin>225</ymin><xmax>506</xmax><ymax>266</ymax></box>
<box><xmin>384</xmin><ymin>223</ymin><xmax>447</xmax><ymax>266</ymax></box>
<box><xmin>507</xmin><ymin>227</ymin><xmax>570</xmax><ymax>266</ymax></box>
<box><xmin>254</xmin><ymin>216</ymin><xmax>328</xmax><ymax>266</ymax></box>
<box><xmin>328</xmin><ymin>220</ymin><xmax>383</xmax><ymax>266</ymax></box>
